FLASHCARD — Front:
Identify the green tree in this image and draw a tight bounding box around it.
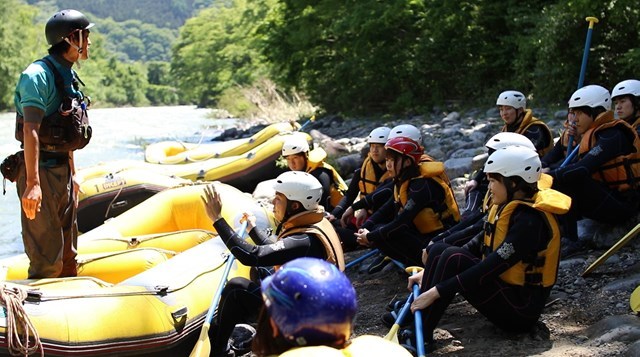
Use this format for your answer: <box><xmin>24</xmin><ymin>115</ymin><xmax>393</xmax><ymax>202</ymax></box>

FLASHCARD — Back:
<box><xmin>0</xmin><ymin>0</ymin><xmax>42</xmax><ymax>110</ymax></box>
<box><xmin>171</xmin><ymin>0</ymin><xmax>273</xmax><ymax>107</ymax></box>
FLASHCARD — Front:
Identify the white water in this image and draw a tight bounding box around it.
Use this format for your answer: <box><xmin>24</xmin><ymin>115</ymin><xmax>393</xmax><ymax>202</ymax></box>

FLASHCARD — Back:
<box><xmin>0</xmin><ymin>106</ymin><xmax>236</xmax><ymax>259</ymax></box>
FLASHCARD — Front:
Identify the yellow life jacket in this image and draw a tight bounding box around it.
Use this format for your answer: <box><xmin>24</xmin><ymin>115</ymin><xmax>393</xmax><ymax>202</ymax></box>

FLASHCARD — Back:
<box><xmin>277</xmin><ymin>335</ymin><xmax>413</xmax><ymax>357</ymax></box>
<box><xmin>277</xmin><ymin>208</ymin><xmax>345</xmax><ymax>271</ymax></box>
<box><xmin>578</xmin><ymin>111</ymin><xmax>640</xmax><ymax>192</ymax></box>
<box><xmin>502</xmin><ymin>109</ymin><xmax>554</xmax><ymax>157</ymax></box>
<box><xmin>358</xmin><ymin>156</ymin><xmax>391</xmax><ymax>196</ymax></box>
<box><xmin>307</xmin><ymin>148</ymin><xmax>348</xmax><ymax>208</ymax></box>
<box><xmin>394</xmin><ymin>156</ymin><xmax>460</xmax><ymax>235</ymax></box>
<box><xmin>483</xmin><ymin>189</ymin><xmax>570</xmax><ymax>287</ymax></box>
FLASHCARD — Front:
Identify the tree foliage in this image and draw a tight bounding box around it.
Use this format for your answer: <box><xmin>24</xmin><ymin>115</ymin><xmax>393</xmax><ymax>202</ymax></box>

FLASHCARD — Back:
<box><xmin>0</xmin><ymin>0</ymin><xmax>41</xmax><ymax>110</ymax></box>
<box><xmin>171</xmin><ymin>0</ymin><xmax>273</xmax><ymax>107</ymax></box>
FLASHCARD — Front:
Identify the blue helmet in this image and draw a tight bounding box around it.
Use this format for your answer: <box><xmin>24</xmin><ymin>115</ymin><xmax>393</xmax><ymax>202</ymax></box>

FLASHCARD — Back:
<box><xmin>261</xmin><ymin>258</ymin><xmax>357</xmax><ymax>347</ymax></box>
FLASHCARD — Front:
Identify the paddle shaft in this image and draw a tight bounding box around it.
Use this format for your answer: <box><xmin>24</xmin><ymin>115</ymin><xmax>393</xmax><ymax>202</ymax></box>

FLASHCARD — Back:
<box><xmin>345</xmin><ymin>249</ymin><xmax>379</xmax><ymax>269</ymax></box>
<box><xmin>205</xmin><ymin>221</ymin><xmax>249</xmax><ymax>325</ymax></box>
<box><xmin>568</xmin><ymin>16</ymin><xmax>599</xmax><ymax>154</ymax></box>
<box><xmin>412</xmin><ymin>282</ymin><xmax>426</xmax><ymax>357</ymax></box>
<box><xmin>560</xmin><ymin>145</ymin><xmax>580</xmax><ymax>168</ymax></box>
<box><xmin>384</xmin><ymin>292</ymin><xmax>413</xmax><ymax>342</ymax></box>
<box><xmin>582</xmin><ymin>222</ymin><xmax>640</xmax><ymax>276</ymax></box>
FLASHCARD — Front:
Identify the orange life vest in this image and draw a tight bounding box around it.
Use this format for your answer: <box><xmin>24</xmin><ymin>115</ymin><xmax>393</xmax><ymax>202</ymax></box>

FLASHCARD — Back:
<box><xmin>502</xmin><ymin>109</ymin><xmax>553</xmax><ymax>156</ymax></box>
<box><xmin>277</xmin><ymin>208</ymin><xmax>345</xmax><ymax>271</ymax></box>
<box><xmin>358</xmin><ymin>156</ymin><xmax>391</xmax><ymax>196</ymax></box>
<box><xmin>578</xmin><ymin>111</ymin><xmax>640</xmax><ymax>192</ymax></box>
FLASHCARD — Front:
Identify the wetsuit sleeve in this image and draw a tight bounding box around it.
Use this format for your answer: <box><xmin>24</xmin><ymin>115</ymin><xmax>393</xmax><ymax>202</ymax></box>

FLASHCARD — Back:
<box><xmin>523</xmin><ymin>124</ymin><xmax>552</xmax><ymax>154</ymax></box>
<box><xmin>366</xmin><ymin>178</ymin><xmax>445</xmax><ymax>243</ymax></box>
<box><xmin>461</xmin><ymin>230</ymin><xmax>484</xmax><ymax>257</ymax></box>
<box><xmin>361</xmin><ymin>196</ymin><xmax>394</xmax><ymax>230</ymax></box>
<box><xmin>248</xmin><ymin>226</ymin><xmax>275</xmax><ymax>245</ymax></box>
<box><xmin>436</xmin><ymin>206</ymin><xmax>550</xmax><ymax>298</ymax></box>
<box><xmin>541</xmin><ymin>138</ymin><xmax>566</xmax><ymax>169</ymax></box>
<box><xmin>309</xmin><ymin>168</ymin><xmax>332</xmax><ymax>210</ymax></box>
<box><xmin>213</xmin><ymin>218</ymin><xmax>327</xmax><ymax>266</ymax></box>
<box><xmin>352</xmin><ymin>179</ymin><xmax>393</xmax><ymax>212</ymax></box>
<box><xmin>331</xmin><ymin>169</ymin><xmax>362</xmax><ymax>218</ymax></box>
<box><xmin>550</xmin><ymin>127</ymin><xmax>633</xmax><ymax>184</ymax></box>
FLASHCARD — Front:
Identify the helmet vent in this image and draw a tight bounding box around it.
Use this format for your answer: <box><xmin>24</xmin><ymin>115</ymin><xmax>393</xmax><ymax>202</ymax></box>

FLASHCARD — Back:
<box><xmin>294</xmin><ymin>292</ymin><xmax>302</xmax><ymax>300</ymax></box>
<box><xmin>524</xmin><ymin>166</ymin><xmax>532</xmax><ymax>171</ymax></box>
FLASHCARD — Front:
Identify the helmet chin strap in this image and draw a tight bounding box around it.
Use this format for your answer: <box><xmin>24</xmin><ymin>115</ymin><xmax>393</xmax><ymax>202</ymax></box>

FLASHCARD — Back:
<box><xmin>63</xmin><ymin>30</ymin><xmax>84</xmax><ymax>66</ymax></box>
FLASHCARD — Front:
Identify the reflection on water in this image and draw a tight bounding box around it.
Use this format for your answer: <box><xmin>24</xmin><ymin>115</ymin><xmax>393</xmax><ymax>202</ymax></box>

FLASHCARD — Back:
<box><xmin>0</xmin><ymin>106</ymin><xmax>235</xmax><ymax>259</ymax></box>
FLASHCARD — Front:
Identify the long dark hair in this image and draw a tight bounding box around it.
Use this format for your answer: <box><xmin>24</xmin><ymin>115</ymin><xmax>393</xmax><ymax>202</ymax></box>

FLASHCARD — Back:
<box><xmin>251</xmin><ymin>306</ymin><xmax>292</xmax><ymax>356</ymax></box>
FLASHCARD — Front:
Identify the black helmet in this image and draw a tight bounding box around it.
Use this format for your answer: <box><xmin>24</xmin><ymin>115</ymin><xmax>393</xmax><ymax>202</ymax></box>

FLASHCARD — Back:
<box><xmin>45</xmin><ymin>9</ymin><xmax>94</xmax><ymax>46</ymax></box>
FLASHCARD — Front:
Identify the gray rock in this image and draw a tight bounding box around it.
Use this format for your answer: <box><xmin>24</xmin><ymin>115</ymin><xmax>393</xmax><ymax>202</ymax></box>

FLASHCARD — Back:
<box><xmin>335</xmin><ymin>154</ymin><xmax>362</xmax><ymax>178</ymax></box>
<box><xmin>485</xmin><ymin>107</ymin><xmax>500</xmax><ymax>118</ymax></box>
<box><xmin>587</xmin><ymin>315</ymin><xmax>640</xmax><ymax>343</ymax></box>
<box><xmin>444</xmin><ymin>157</ymin><xmax>473</xmax><ymax>180</ymax></box>
<box><xmin>554</xmin><ymin>110</ymin><xmax>568</xmax><ymax>120</ymax></box>
<box><xmin>626</xmin><ymin>340</ymin><xmax>640</xmax><ymax>357</ymax></box>
<box><xmin>603</xmin><ymin>273</ymin><xmax>640</xmax><ymax>292</ymax></box>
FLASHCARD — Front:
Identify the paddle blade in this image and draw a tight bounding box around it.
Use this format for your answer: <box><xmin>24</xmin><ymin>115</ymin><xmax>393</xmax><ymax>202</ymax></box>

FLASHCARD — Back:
<box><xmin>189</xmin><ymin>322</ymin><xmax>211</xmax><ymax>357</ymax></box>
<box><xmin>384</xmin><ymin>324</ymin><xmax>400</xmax><ymax>344</ymax></box>
<box><xmin>631</xmin><ymin>286</ymin><xmax>640</xmax><ymax>313</ymax></box>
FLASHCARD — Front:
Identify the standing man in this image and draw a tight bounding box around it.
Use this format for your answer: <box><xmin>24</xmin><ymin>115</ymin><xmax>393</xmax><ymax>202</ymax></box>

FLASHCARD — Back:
<box><xmin>13</xmin><ymin>9</ymin><xmax>93</xmax><ymax>278</ymax></box>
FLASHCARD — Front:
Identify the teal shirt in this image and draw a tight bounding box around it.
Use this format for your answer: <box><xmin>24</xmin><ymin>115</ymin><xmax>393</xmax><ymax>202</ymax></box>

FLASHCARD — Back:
<box><xmin>14</xmin><ymin>55</ymin><xmax>78</xmax><ymax>122</ymax></box>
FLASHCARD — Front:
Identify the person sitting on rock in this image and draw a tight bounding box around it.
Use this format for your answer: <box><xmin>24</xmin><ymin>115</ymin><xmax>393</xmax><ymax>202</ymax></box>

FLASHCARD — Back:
<box><xmin>541</xmin><ymin>85</ymin><xmax>640</xmax><ymax>258</ymax></box>
<box><xmin>430</xmin><ymin>132</ymin><xmax>540</xmax><ymax>249</ymax></box>
<box><xmin>611</xmin><ymin>79</ymin><xmax>640</xmax><ymax>136</ymax></box>
<box><xmin>464</xmin><ymin>90</ymin><xmax>553</xmax><ymax>219</ymax></box>
<box><xmin>406</xmin><ymin>145</ymin><xmax>570</xmax><ymax>352</ymax></box>
<box><xmin>281</xmin><ymin>134</ymin><xmax>347</xmax><ymax>211</ymax></box>
<box><xmin>202</xmin><ymin>171</ymin><xmax>344</xmax><ymax>357</ymax></box>
<box><xmin>252</xmin><ymin>257</ymin><xmax>411</xmax><ymax>357</ymax></box>
<box><xmin>354</xmin><ymin>136</ymin><xmax>460</xmax><ymax>267</ymax></box>
<box><xmin>326</xmin><ymin>126</ymin><xmax>393</xmax><ymax>251</ymax></box>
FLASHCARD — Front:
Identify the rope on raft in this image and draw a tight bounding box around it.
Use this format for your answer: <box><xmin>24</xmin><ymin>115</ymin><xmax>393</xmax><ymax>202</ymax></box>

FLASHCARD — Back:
<box><xmin>0</xmin><ymin>284</ymin><xmax>43</xmax><ymax>356</ymax></box>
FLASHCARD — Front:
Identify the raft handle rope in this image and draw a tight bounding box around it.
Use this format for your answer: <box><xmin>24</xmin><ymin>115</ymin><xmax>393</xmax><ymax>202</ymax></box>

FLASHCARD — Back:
<box><xmin>0</xmin><ymin>284</ymin><xmax>44</xmax><ymax>357</ymax></box>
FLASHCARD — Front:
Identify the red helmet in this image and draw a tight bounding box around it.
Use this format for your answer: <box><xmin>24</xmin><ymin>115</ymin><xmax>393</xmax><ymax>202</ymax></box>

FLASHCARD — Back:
<box><xmin>385</xmin><ymin>136</ymin><xmax>423</xmax><ymax>163</ymax></box>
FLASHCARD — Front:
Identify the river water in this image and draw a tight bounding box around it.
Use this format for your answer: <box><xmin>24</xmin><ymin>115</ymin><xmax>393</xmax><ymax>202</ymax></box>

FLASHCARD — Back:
<box><xmin>0</xmin><ymin>106</ymin><xmax>235</xmax><ymax>259</ymax></box>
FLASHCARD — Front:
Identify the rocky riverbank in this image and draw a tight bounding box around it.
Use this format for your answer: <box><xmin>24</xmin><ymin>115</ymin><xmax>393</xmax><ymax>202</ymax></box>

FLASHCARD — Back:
<box><xmin>226</xmin><ymin>107</ymin><xmax>640</xmax><ymax>356</ymax></box>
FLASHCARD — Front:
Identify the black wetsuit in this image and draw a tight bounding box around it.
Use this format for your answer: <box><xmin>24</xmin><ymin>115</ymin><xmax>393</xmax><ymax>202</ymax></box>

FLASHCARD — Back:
<box><xmin>308</xmin><ymin>167</ymin><xmax>334</xmax><ymax>211</ymax></box>
<box><xmin>362</xmin><ymin>167</ymin><xmax>449</xmax><ymax>266</ymax></box>
<box><xmin>208</xmin><ymin>218</ymin><xmax>328</xmax><ymax>356</ymax></box>
<box><xmin>419</xmin><ymin>205</ymin><xmax>553</xmax><ymax>342</ymax></box>
<box><xmin>542</xmin><ymin>125</ymin><xmax>639</xmax><ymax>240</ymax></box>
<box><xmin>330</xmin><ymin>167</ymin><xmax>393</xmax><ymax>251</ymax></box>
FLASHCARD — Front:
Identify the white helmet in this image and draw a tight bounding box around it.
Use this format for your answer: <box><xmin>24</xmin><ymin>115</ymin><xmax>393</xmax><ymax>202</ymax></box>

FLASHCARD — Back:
<box><xmin>611</xmin><ymin>79</ymin><xmax>640</xmax><ymax>100</ymax></box>
<box><xmin>568</xmin><ymin>85</ymin><xmax>611</xmax><ymax>111</ymax></box>
<box><xmin>496</xmin><ymin>90</ymin><xmax>526</xmax><ymax>109</ymax></box>
<box><xmin>273</xmin><ymin>171</ymin><xmax>323</xmax><ymax>210</ymax></box>
<box><xmin>484</xmin><ymin>145</ymin><xmax>541</xmax><ymax>184</ymax></box>
<box><xmin>367</xmin><ymin>126</ymin><xmax>391</xmax><ymax>144</ymax></box>
<box><xmin>282</xmin><ymin>134</ymin><xmax>310</xmax><ymax>156</ymax></box>
<box><xmin>485</xmin><ymin>132</ymin><xmax>536</xmax><ymax>152</ymax></box>
<box><xmin>388</xmin><ymin>124</ymin><xmax>422</xmax><ymax>143</ymax></box>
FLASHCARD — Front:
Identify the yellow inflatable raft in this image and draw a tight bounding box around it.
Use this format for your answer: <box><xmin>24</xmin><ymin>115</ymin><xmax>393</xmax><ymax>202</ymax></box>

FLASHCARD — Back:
<box><xmin>0</xmin><ymin>183</ymin><xmax>276</xmax><ymax>356</ymax></box>
<box><xmin>76</xmin><ymin>131</ymin><xmax>308</xmax><ymax>231</ymax></box>
<box><xmin>145</xmin><ymin>121</ymin><xmax>300</xmax><ymax>164</ymax></box>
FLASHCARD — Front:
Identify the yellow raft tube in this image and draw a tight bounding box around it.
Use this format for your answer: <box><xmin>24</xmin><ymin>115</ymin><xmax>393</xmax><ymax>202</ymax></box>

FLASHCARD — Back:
<box><xmin>145</xmin><ymin>121</ymin><xmax>300</xmax><ymax>164</ymax></box>
<box><xmin>0</xmin><ymin>183</ymin><xmax>276</xmax><ymax>356</ymax></box>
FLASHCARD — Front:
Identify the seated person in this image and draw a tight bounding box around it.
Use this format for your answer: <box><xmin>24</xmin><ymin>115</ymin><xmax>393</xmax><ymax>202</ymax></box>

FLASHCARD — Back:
<box><xmin>253</xmin><ymin>257</ymin><xmax>411</xmax><ymax>356</ymax></box>
<box><xmin>432</xmin><ymin>132</ymin><xmax>539</xmax><ymax>249</ymax></box>
<box><xmin>464</xmin><ymin>90</ymin><xmax>553</xmax><ymax>217</ymax></box>
<box><xmin>327</xmin><ymin>126</ymin><xmax>392</xmax><ymax>251</ymax></box>
<box><xmin>541</xmin><ymin>85</ymin><xmax>640</xmax><ymax>257</ymax></box>
<box><xmin>354</xmin><ymin>136</ymin><xmax>460</xmax><ymax>267</ymax></box>
<box><xmin>611</xmin><ymin>79</ymin><xmax>640</xmax><ymax>136</ymax></box>
<box><xmin>202</xmin><ymin>171</ymin><xmax>344</xmax><ymax>357</ymax></box>
<box><xmin>408</xmin><ymin>145</ymin><xmax>571</xmax><ymax>352</ymax></box>
<box><xmin>281</xmin><ymin>134</ymin><xmax>347</xmax><ymax>211</ymax></box>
